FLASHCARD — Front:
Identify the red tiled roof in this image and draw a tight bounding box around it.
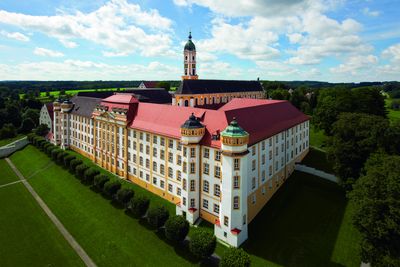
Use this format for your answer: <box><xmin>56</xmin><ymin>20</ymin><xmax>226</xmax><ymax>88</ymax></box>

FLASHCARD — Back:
<box><xmin>46</xmin><ymin>103</ymin><xmax>54</xmax><ymax>121</ymax></box>
<box><xmin>142</xmin><ymin>81</ymin><xmax>158</xmax><ymax>88</ymax></box>
<box><xmin>128</xmin><ymin>98</ymin><xmax>309</xmax><ymax>148</ymax></box>
<box><xmin>231</xmin><ymin>228</ymin><xmax>241</xmax><ymax>235</ymax></box>
<box><xmin>100</xmin><ymin>94</ymin><xmax>139</xmax><ymax>121</ymax></box>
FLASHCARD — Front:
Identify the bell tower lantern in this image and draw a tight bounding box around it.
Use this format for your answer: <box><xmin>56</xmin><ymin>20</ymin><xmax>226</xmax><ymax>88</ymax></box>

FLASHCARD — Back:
<box><xmin>182</xmin><ymin>31</ymin><xmax>198</xmax><ymax>80</ymax></box>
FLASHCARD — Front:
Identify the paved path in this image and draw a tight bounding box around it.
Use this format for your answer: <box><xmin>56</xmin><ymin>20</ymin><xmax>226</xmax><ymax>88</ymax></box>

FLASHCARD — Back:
<box><xmin>5</xmin><ymin>158</ymin><xmax>97</xmax><ymax>267</ymax></box>
<box><xmin>0</xmin><ymin>180</ymin><xmax>22</xmax><ymax>189</ymax></box>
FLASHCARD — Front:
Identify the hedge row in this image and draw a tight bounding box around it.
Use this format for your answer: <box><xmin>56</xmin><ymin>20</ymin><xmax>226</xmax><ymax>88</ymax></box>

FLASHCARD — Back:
<box><xmin>28</xmin><ymin>134</ymin><xmax>250</xmax><ymax>266</ymax></box>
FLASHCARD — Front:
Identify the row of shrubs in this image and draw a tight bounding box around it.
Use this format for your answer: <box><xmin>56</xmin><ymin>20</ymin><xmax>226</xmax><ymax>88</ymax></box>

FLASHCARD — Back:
<box><xmin>27</xmin><ymin>133</ymin><xmax>251</xmax><ymax>266</ymax></box>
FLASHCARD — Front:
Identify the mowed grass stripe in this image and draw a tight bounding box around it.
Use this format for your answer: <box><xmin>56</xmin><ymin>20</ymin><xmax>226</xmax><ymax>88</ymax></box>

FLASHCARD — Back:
<box><xmin>10</xmin><ymin>146</ymin><xmax>196</xmax><ymax>267</ymax></box>
<box><xmin>0</xmin><ymin>159</ymin><xmax>20</xmax><ymax>185</ymax></box>
<box><xmin>0</xmin><ymin>182</ymin><xmax>84</xmax><ymax>267</ymax></box>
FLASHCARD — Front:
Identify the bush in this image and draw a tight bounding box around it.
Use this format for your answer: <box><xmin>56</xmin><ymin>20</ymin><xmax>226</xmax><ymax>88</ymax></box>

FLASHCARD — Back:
<box><xmin>63</xmin><ymin>155</ymin><xmax>76</xmax><ymax>168</ymax></box>
<box><xmin>51</xmin><ymin>149</ymin><xmax>62</xmax><ymax>161</ymax></box>
<box><xmin>115</xmin><ymin>188</ymin><xmax>134</xmax><ymax>207</ymax></box>
<box><xmin>0</xmin><ymin>123</ymin><xmax>16</xmax><ymax>139</ymax></box>
<box><xmin>56</xmin><ymin>152</ymin><xmax>68</xmax><ymax>164</ymax></box>
<box><xmin>127</xmin><ymin>195</ymin><xmax>150</xmax><ymax>217</ymax></box>
<box><xmin>27</xmin><ymin>133</ymin><xmax>35</xmax><ymax>142</ymax></box>
<box><xmin>34</xmin><ymin>124</ymin><xmax>49</xmax><ymax>136</ymax></box>
<box><xmin>164</xmin><ymin>215</ymin><xmax>189</xmax><ymax>243</ymax></box>
<box><xmin>19</xmin><ymin>118</ymin><xmax>35</xmax><ymax>133</ymax></box>
<box><xmin>147</xmin><ymin>205</ymin><xmax>169</xmax><ymax>229</ymax></box>
<box><xmin>43</xmin><ymin>142</ymin><xmax>52</xmax><ymax>151</ymax></box>
<box><xmin>83</xmin><ymin>168</ymin><xmax>100</xmax><ymax>184</ymax></box>
<box><xmin>46</xmin><ymin>145</ymin><xmax>56</xmax><ymax>155</ymax></box>
<box><xmin>220</xmin><ymin>247</ymin><xmax>251</xmax><ymax>267</ymax></box>
<box><xmin>103</xmin><ymin>180</ymin><xmax>121</xmax><ymax>197</ymax></box>
<box><xmin>93</xmin><ymin>174</ymin><xmax>109</xmax><ymax>190</ymax></box>
<box><xmin>189</xmin><ymin>229</ymin><xmax>216</xmax><ymax>260</ymax></box>
<box><xmin>69</xmin><ymin>159</ymin><xmax>83</xmax><ymax>172</ymax></box>
<box><xmin>75</xmin><ymin>164</ymin><xmax>89</xmax><ymax>179</ymax></box>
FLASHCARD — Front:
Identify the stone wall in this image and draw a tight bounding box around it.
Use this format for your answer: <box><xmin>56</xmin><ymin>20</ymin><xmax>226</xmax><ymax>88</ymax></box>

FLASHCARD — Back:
<box><xmin>295</xmin><ymin>164</ymin><xmax>338</xmax><ymax>183</ymax></box>
<box><xmin>0</xmin><ymin>137</ymin><xmax>29</xmax><ymax>158</ymax></box>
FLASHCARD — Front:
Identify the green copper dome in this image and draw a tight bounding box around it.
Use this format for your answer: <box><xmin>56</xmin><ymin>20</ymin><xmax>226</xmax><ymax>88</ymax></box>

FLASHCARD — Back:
<box><xmin>221</xmin><ymin>118</ymin><xmax>248</xmax><ymax>137</ymax></box>
<box><xmin>184</xmin><ymin>32</ymin><xmax>196</xmax><ymax>51</ymax></box>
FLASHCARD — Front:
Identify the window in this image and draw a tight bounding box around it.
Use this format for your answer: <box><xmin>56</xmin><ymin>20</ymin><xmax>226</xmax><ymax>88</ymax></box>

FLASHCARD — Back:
<box><xmin>168</xmin><ymin>139</ymin><xmax>174</xmax><ymax>149</ymax></box>
<box><xmin>176</xmin><ymin>170</ymin><xmax>181</xmax><ymax>181</ymax></box>
<box><xmin>275</xmin><ymin>147</ymin><xmax>278</xmax><ymax>156</ymax></box>
<box><xmin>190</xmin><ymin>162</ymin><xmax>195</xmax><ymax>174</ymax></box>
<box><xmin>234</xmin><ymin>158</ymin><xmax>240</xmax><ymax>170</ymax></box>
<box><xmin>168</xmin><ymin>167</ymin><xmax>173</xmax><ymax>178</ymax></box>
<box><xmin>252</xmin><ymin>160</ymin><xmax>256</xmax><ymax>171</ymax></box>
<box><xmin>146</xmin><ymin>159</ymin><xmax>149</xmax><ymax>168</ymax></box>
<box><xmin>177</xmin><ymin>144</ymin><xmax>182</xmax><ymax>151</ymax></box>
<box><xmin>183</xmin><ymin>162</ymin><xmax>187</xmax><ymax>173</ymax></box>
<box><xmin>252</xmin><ymin>177</ymin><xmax>256</xmax><ymax>190</ymax></box>
<box><xmin>233</xmin><ymin>196</ymin><xmax>240</xmax><ymax>209</ymax></box>
<box><xmin>269</xmin><ymin>165</ymin><xmax>272</xmax><ymax>176</ymax></box>
<box><xmin>153</xmin><ymin>162</ymin><xmax>157</xmax><ymax>172</ymax></box>
<box><xmin>160</xmin><ymin>137</ymin><xmax>165</xmax><ymax>146</ymax></box>
<box><xmin>262</xmin><ymin>186</ymin><xmax>266</xmax><ymax>195</ymax></box>
<box><xmin>183</xmin><ymin>147</ymin><xmax>187</xmax><ymax>157</ymax></box>
<box><xmin>224</xmin><ymin>216</ymin><xmax>229</xmax><ymax>226</ymax></box>
<box><xmin>153</xmin><ymin>177</ymin><xmax>157</xmax><ymax>185</ymax></box>
<box><xmin>160</xmin><ymin>150</ymin><xmax>165</xmax><ymax>160</ymax></box>
<box><xmin>214</xmin><ymin>204</ymin><xmax>220</xmax><ymax>214</ymax></box>
<box><xmin>262</xmin><ymin>141</ymin><xmax>265</xmax><ymax>150</ymax></box>
<box><xmin>168</xmin><ymin>184</ymin><xmax>173</xmax><ymax>192</ymax></box>
<box><xmin>190</xmin><ymin>180</ymin><xmax>195</xmax><ymax>191</ymax></box>
<box><xmin>168</xmin><ymin>152</ymin><xmax>173</xmax><ymax>163</ymax></box>
<box><xmin>215</xmin><ymin>151</ymin><xmax>221</xmax><ymax>161</ymax></box>
<box><xmin>262</xmin><ymin>170</ymin><xmax>266</xmax><ymax>182</ymax></box>
<box><xmin>281</xmin><ymin>143</ymin><xmax>284</xmax><ymax>152</ymax></box>
<box><xmin>203</xmin><ymin>163</ymin><xmax>209</xmax><ymax>175</ymax></box>
<box><xmin>153</xmin><ymin>148</ymin><xmax>157</xmax><ymax>157</ymax></box>
<box><xmin>203</xmin><ymin>181</ymin><xmax>209</xmax><ymax>193</ymax></box>
<box><xmin>262</xmin><ymin>154</ymin><xmax>266</xmax><ymax>165</ymax></box>
<box><xmin>160</xmin><ymin>180</ymin><xmax>164</xmax><ymax>188</ymax></box>
<box><xmin>140</xmin><ymin>132</ymin><xmax>143</xmax><ymax>140</ymax></box>
<box><xmin>133</xmin><ymin>154</ymin><xmax>137</xmax><ymax>163</ymax></box>
<box><xmin>233</xmin><ymin>176</ymin><xmax>240</xmax><ymax>189</ymax></box>
<box><xmin>160</xmin><ymin>164</ymin><xmax>165</xmax><ymax>175</ymax></box>
<box><xmin>214</xmin><ymin>166</ymin><xmax>221</xmax><ymax>178</ymax></box>
<box><xmin>252</xmin><ymin>194</ymin><xmax>256</xmax><ymax>204</ymax></box>
<box><xmin>177</xmin><ymin>155</ymin><xmax>182</xmax><ymax>166</ymax></box>
<box><xmin>146</xmin><ymin>133</ymin><xmax>150</xmax><ymax>142</ymax></box>
<box><xmin>204</xmin><ymin>148</ymin><xmax>209</xmax><ymax>158</ymax></box>
<box><xmin>153</xmin><ymin>135</ymin><xmax>157</xmax><ymax>144</ymax></box>
<box><xmin>252</xmin><ymin>147</ymin><xmax>256</xmax><ymax>156</ymax></box>
<box><xmin>182</xmin><ymin>197</ymin><xmax>186</xmax><ymax>206</ymax></box>
<box><xmin>203</xmin><ymin>199</ymin><xmax>208</xmax><ymax>209</ymax></box>
<box><xmin>140</xmin><ymin>144</ymin><xmax>143</xmax><ymax>152</ymax></box>
<box><xmin>139</xmin><ymin>156</ymin><xmax>143</xmax><ymax>166</ymax></box>
<box><xmin>183</xmin><ymin>179</ymin><xmax>187</xmax><ymax>190</ymax></box>
<box><xmin>243</xmin><ymin>215</ymin><xmax>246</xmax><ymax>225</ymax></box>
<box><xmin>190</xmin><ymin>147</ymin><xmax>196</xmax><ymax>158</ymax></box>
<box><xmin>146</xmin><ymin>145</ymin><xmax>150</xmax><ymax>155</ymax></box>
<box><xmin>177</xmin><ymin>188</ymin><xmax>181</xmax><ymax>196</ymax></box>
<box><xmin>190</xmin><ymin>198</ymin><xmax>195</xmax><ymax>208</ymax></box>
<box><xmin>214</xmin><ymin>184</ymin><xmax>220</xmax><ymax>197</ymax></box>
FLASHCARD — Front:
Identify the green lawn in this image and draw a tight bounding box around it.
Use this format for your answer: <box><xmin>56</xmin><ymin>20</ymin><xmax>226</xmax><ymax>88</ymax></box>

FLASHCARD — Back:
<box><xmin>309</xmin><ymin>125</ymin><xmax>328</xmax><ymax>150</ymax></box>
<box><xmin>10</xmin><ymin>146</ymin><xmax>197</xmax><ymax>266</ymax></box>
<box><xmin>0</xmin><ymin>166</ymin><xmax>83</xmax><ymax>266</ymax></box>
<box><xmin>8</xmin><ymin>146</ymin><xmax>360</xmax><ymax>267</ymax></box>
<box><xmin>302</xmin><ymin>147</ymin><xmax>334</xmax><ymax>174</ymax></box>
<box><xmin>0</xmin><ymin>159</ymin><xmax>19</xmax><ymax>184</ymax></box>
<box><xmin>385</xmin><ymin>98</ymin><xmax>400</xmax><ymax>122</ymax></box>
<box><xmin>0</xmin><ymin>134</ymin><xmax>25</xmax><ymax>147</ymax></box>
<box><xmin>19</xmin><ymin>88</ymin><xmax>121</xmax><ymax>100</ymax></box>
<box><xmin>243</xmin><ymin>172</ymin><xmax>361</xmax><ymax>267</ymax></box>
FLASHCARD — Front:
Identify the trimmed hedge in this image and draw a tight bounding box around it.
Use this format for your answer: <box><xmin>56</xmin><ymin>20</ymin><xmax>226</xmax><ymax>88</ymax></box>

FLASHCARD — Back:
<box><xmin>115</xmin><ymin>188</ymin><xmax>134</xmax><ymax>207</ymax></box>
<box><xmin>51</xmin><ymin>149</ymin><xmax>63</xmax><ymax>161</ymax></box>
<box><xmin>147</xmin><ymin>205</ymin><xmax>169</xmax><ymax>229</ymax></box>
<box><xmin>63</xmin><ymin>155</ymin><xmax>76</xmax><ymax>168</ymax></box>
<box><xmin>103</xmin><ymin>180</ymin><xmax>121</xmax><ymax>197</ymax></box>
<box><xmin>189</xmin><ymin>228</ymin><xmax>216</xmax><ymax>260</ymax></box>
<box><xmin>83</xmin><ymin>168</ymin><xmax>100</xmax><ymax>184</ymax></box>
<box><xmin>75</xmin><ymin>164</ymin><xmax>89</xmax><ymax>179</ymax></box>
<box><xmin>56</xmin><ymin>152</ymin><xmax>68</xmax><ymax>164</ymax></box>
<box><xmin>27</xmin><ymin>133</ymin><xmax>35</xmax><ymax>142</ymax></box>
<box><xmin>220</xmin><ymin>247</ymin><xmax>251</xmax><ymax>267</ymax></box>
<box><xmin>69</xmin><ymin>159</ymin><xmax>83</xmax><ymax>172</ymax></box>
<box><xmin>164</xmin><ymin>215</ymin><xmax>189</xmax><ymax>243</ymax></box>
<box><xmin>93</xmin><ymin>174</ymin><xmax>110</xmax><ymax>190</ymax></box>
<box><xmin>46</xmin><ymin>145</ymin><xmax>56</xmax><ymax>155</ymax></box>
<box><xmin>127</xmin><ymin>195</ymin><xmax>150</xmax><ymax>218</ymax></box>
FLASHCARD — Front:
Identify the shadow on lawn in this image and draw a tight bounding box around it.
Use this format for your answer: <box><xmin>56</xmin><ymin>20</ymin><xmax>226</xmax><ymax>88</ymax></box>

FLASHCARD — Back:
<box><xmin>242</xmin><ymin>172</ymin><xmax>346</xmax><ymax>267</ymax></box>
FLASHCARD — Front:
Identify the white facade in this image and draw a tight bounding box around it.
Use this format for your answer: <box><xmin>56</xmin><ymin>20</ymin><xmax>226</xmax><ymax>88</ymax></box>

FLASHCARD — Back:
<box><xmin>39</xmin><ymin>104</ymin><xmax>52</xmax><ymax>133</ymax></box>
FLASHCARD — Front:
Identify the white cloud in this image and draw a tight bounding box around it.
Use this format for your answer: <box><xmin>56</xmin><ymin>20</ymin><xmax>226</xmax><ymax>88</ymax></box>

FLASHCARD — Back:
<box><xmin>34</xmin><ymin>47</ymin><xmax>65</xmax><ymax>57</ymax></box>
<box><xmin>0</xmin><ymin>60</ymin><xmax>180</xmax><ymax>80</ymax></box>
<box><xmin>0</xmin><ymin>30</ymin><xmax>30</xmax><ymax>42</ymax></box>
<box><xmin>382</xmin><ymin>43</ymin><xmax>400</xmax><ymax>62</ymax></box>
<box><xmin>59</xmin><ymin>39</ymin><xmax>78</xmax><ymax>48</ymax></box>
<box><xmin>330</xmin><ymin>55</ymin><xmax>378</xmax><ymax>75</ymax></box>
<box><xmin>0</xmin><ymin>0</ymin><xmax>174</xmax><ymax>57</ymax></box>
<box><xmin>362</xmin><ymin>7</ymin><xmax>380</xmax><ymax>17</ymax></box>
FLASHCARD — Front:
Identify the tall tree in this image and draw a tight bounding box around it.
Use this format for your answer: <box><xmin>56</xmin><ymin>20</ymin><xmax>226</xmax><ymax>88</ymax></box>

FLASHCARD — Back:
<box><xmin>327</xmin><ymin>112</ymin><xmax>388</xmax><ymax>189</ymax></box>
<box><xmin>350</xmin><ymin>153</ymin><xmax>400</xmax><ymax>267</ymax></box>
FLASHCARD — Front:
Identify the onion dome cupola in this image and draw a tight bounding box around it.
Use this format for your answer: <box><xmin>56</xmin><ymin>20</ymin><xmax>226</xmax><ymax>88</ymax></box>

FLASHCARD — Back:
<box><xmin>221</xmin><ymin>118</ymin><xmax>249</xmax><ymax>154</ymax></box>
<box><xmin>184</xmin><ymin>32</ymin><xmax>196</xmax><ymax>51</ymax></box>
<box><xmin>180</xmin><ymin>113</ymin><xmax>205</xmax><ymax>144</ymax></box>
<box><xmin>60</xmin><ymin>99</ymin><xmax>74</xmax><ymax>113</ymax></box>
<box><xmin>53</xmin><ymin>98</ymin><xmax>63</xmax><ymax>111</ymax></box>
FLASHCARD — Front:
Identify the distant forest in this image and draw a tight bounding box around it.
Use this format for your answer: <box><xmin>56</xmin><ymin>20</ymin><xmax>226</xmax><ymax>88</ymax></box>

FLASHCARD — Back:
<box><xmin>0</xmin><ymin>80</ymin><xmax>400</xmax><ymax>97</ymax></box>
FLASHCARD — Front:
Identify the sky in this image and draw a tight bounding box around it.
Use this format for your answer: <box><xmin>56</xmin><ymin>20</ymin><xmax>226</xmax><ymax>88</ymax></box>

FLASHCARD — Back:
<box><xmin>0</xmin><ymin>0</ymin><xmax>399</xmax><ymax>82</ymax></box>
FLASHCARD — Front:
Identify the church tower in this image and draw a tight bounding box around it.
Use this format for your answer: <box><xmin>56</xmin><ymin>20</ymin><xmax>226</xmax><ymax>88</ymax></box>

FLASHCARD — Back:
<box><xmin>182</xmin><ymin>32</ymin><xmax>198</xmax><ymax>80</ymax></box>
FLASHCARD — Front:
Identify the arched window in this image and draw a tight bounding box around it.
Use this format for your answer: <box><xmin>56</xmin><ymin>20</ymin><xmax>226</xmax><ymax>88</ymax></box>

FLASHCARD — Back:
<box><xmin>184</xmin><ymin>100</ymin><xmax>189</xmax><ymax>106</ymax></box>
